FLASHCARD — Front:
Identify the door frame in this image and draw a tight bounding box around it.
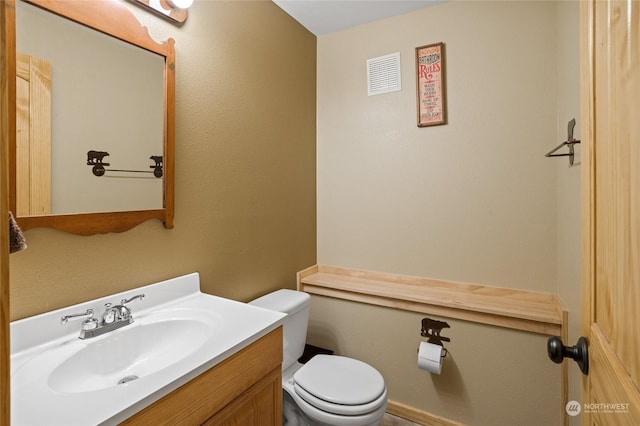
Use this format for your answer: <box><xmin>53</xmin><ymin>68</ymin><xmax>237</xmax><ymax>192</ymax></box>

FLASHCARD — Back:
<box><xmin>1</xmin><ymin>0</ymin><xmax>16</xmax><ymax>424</ymax></box>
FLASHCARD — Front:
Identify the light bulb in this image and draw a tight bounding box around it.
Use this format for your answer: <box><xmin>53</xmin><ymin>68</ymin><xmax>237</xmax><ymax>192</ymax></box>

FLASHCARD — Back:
<box><xmin>168</xmin><ymin>0</ymin><xmax>193</xmax><ymax>9</ymax></box>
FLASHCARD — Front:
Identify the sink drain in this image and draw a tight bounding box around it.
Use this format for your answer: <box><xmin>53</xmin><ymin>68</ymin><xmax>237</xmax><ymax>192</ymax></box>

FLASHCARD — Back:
<box><xmin>117</xmin><ymin>375</ymin><xmax>139</xmax><ymax>385</ymax></box>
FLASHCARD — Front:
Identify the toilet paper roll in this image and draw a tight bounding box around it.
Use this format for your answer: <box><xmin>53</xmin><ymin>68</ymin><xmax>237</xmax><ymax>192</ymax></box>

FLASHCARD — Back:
<box><xmin>418</xmin><ymin>341</ymin><xmax>444</xmax><ymax>374</ymax></box>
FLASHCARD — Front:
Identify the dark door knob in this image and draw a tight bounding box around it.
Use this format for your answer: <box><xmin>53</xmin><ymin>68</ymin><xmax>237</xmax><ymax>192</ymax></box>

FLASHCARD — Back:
<box><xmin>547</xmin><ymin>336</ymin><xmax>589</xmax><ymax>375</ymax></box>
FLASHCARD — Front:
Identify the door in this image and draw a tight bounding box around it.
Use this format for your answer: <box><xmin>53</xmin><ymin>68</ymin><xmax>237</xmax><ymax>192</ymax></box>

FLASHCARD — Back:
<box><xmin>581</xmin><ymin>0</ymin><xmax>640</xmax><ymax>423</ymax></box>
<box><xmin>15</xmin><ymin>52</ymin><xmax>51</xmax><ymax>216</ymax></box>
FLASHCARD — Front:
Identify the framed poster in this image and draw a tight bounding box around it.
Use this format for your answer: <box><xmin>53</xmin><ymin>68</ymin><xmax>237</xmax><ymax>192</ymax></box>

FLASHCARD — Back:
<box><xmin>416</xmin><ymin>42</ymin><xmax>447</xmax><ymax>127</ymax></box>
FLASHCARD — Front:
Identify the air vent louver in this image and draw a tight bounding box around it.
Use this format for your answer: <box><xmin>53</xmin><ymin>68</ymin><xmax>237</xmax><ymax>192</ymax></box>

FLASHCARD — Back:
<box><xmin>367</xmin><ymin>52</ymin><xmax>401</xmax><ymax>96</ymax></box>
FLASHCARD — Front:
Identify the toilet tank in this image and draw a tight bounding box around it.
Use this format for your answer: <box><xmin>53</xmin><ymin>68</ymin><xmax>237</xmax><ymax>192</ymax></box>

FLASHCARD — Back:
<box><xmin>249</xmin><ymin>289</ymin><xmax>310</xmax><ymax>370</ymax></box>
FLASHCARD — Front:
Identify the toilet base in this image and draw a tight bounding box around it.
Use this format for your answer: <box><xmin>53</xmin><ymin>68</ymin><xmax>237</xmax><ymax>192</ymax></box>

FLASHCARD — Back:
<box><xmin>283</xmin><ymin>391</ymin><xmax>311</xmax><ymax>426</ymax></box>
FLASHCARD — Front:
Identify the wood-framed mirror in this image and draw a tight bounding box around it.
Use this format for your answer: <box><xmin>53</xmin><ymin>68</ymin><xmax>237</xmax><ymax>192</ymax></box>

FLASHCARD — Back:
<box><xmin>8</xmin><ymin>0</ymin><xmax>175</xmax><ymax>235</ymax></box>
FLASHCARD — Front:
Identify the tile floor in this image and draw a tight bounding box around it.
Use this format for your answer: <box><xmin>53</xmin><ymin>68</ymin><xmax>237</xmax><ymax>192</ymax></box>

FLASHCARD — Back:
<box><xmin>380</xmin><ymin>413</ymin><xmax>423</xmax><ymax>426</ymax></box>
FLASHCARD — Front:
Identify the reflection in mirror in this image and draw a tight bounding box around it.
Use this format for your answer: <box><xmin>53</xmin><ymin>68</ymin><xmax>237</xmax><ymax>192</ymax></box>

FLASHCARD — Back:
<box><xmin>10</xmin><ymin>0</ymin><xmax>175</xmax><ymax>235</ymax></box>
<box><xmin>16</xmin><ymin>0</ymin><xmax>164</xmax><ymax>215</ymax></box>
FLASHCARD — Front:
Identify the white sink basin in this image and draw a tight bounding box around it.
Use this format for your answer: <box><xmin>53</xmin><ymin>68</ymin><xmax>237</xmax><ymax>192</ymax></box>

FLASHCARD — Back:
<box><xmin>47</xmin><ymin>310</ymin><xmax>216</xmax><ymax>393</ymax></box>
<box><xmin>11</xmin><ymin>273</ymin><xmax>285</xmax><ymax>426</ymax></box>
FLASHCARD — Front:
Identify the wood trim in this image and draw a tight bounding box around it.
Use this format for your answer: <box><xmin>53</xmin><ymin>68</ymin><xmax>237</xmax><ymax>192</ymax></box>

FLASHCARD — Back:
<box><xmin>17</xmin><ymin>209</ymin><xmax>166</xmax><ymax>235</ymax></box>
<box><xmin>298</xmin><ymin>265</ymin><xmax>566</xmax><ymax>336</ymax></box>
<box><xmin>296</xmin><ymin>264</ymin><xmax>318</xmax><ymax>290</ymax></box>
<box><xmin>22</xmin><ymin>0</ymin><xmax>170</xmax><ymax>56</ymax></box>
<box><xmin>163</xmin><ymin>38</ymin><xmax>175</xmax><ymax>229</ymax></box>
<box><xmin>579</xmin><ymin>0</ymin><xmax>595</xmax><ymax>422</ymax></box>
<box><xmin>0</xmin><ymin>1</ymin><xmax>15</xmax><ymax>424</ymax></box>
<box><xmin>387</xmin><ymin>400</ymin><xmax>463</xmax><ymax>426</ymax></box>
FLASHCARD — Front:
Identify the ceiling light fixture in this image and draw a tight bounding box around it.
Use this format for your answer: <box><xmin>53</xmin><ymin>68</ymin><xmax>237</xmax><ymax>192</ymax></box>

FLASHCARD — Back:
<box><xmin>167</xmin><ymin>0</ymin><xmax>194</xmax><ymax>9</ymax></box>
<box><xmin>128</xmin><ymin>0</ymin><xmax>191</xmax><ymax>24</ymax></box>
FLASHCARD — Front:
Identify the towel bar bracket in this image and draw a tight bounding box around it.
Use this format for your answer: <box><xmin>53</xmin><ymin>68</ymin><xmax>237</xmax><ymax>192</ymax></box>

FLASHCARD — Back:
<box><xmin>86</xmin><ymin>150</ymin><xmax>163</xmax><ymax>178</ymax></box>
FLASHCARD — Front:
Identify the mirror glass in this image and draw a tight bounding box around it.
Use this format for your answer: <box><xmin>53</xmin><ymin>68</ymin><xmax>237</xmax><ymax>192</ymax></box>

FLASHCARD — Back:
<box><xmin>16</xmin><ymin>0</ymin><xmax>164</xmax><ymax>215</ymax></box>
<box><xmin>11</xmin><ymin>0</ymin><xmax>175</xmax><ymax>234</ymax></box>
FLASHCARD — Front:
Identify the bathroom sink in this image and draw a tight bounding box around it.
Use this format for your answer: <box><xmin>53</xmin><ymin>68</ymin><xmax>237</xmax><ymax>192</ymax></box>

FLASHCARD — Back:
<box><xmin>47</xmin><ymin>312</ymin><xmax>215</xmax><ymax>393</ymax></box>
<box><xmin>11</xmin><ymin>273</ymin><xmax>286</xmax><ymax>426</ymax></box>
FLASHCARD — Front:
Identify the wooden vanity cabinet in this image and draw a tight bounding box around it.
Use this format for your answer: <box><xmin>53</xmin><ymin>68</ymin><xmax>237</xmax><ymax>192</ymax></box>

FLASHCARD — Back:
<box><xmin>121</xmin><ymin>326</ymin><xmax>283</xmax><ymax>426</ymax></box>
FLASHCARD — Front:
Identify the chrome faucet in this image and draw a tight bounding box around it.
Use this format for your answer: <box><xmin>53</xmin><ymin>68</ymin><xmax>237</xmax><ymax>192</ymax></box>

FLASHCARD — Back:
<box><xmin>101</xmin><ymin>294</ymin><xmax>145</xmax><ymax>324</ymax></box>
<box><xmin>61</xmin><ymin>293</ymin><xmax>145</xmax><ymax>339</ymax></box>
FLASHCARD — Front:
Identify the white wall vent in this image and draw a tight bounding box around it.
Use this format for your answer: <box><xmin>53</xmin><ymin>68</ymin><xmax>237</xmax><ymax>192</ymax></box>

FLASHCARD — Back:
<box><xmin>367</xmin><ymin>52</ymin><xmax>401</xmax><ymax>96</ymax></box>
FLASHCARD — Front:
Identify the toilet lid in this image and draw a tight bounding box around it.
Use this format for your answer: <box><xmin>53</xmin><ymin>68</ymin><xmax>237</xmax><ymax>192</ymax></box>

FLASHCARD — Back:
<box><xmin>293</xmin><ymin>355</ymin><xmax>386</xmax><ymax>406</ymax></box>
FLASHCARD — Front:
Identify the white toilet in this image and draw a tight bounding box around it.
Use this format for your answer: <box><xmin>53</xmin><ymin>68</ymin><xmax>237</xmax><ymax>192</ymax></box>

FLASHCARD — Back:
<box><xmin>250</xmin><ymin>289</ymin><xmax>388</xmax><ymax>426</ymax></box>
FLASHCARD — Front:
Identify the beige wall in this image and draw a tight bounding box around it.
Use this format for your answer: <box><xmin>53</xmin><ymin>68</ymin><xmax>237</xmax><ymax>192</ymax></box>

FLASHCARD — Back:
<box><xmin>317</xmin><ymin>1</ymin><xmax>557</xmax><ymax>293</ymax></box>
<box><xmin>313</xmin><ymin>1</ymin><xmax>579</xmax><ymax>424</ymax></box>
<box><xmin>309</xmin><ymin>297</ymin><xmax>560</xmax><ymax>426</ymax></box>
<box><xmin>9</xmin><ymin>0</ymin><xmax>317</xmax><ymax>320</ymax></box>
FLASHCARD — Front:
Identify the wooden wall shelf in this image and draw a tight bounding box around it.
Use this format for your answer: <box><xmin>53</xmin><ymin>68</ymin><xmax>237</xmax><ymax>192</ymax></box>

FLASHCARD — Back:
<box><xmin>297</xmin><ymin>265</ymin><xmax>566</xmax><ymax>336</ymax></box>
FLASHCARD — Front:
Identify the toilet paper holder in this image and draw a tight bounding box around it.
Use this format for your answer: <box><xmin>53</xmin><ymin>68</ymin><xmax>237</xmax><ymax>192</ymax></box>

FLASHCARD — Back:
<box><xmin>420</xmin><ymin>317</ymin><xmax>451</xmax><ymax>356</ymax></box>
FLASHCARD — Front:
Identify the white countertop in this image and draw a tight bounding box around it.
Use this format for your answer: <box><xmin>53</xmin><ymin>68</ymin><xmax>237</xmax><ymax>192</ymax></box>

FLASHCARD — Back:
<box><xmin>11</xmin><ymin>273</ymin><xmax>285</xmax><ymax>426</ymax></box>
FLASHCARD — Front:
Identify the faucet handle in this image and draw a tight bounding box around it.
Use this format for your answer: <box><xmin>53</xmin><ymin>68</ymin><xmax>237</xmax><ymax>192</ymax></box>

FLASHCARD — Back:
<box><xmin>81</xmin><ymin>317</ymin><xmax>99</xmax><ymax>331</ymax></box>
<box><xmin>61</xmin><ymin>309</ymin><xmax>95</xmax><ymax>325</ymax></box>
<box><xmin>121</xmin><ymin>294</ymin><xmax>145</xmax><ymax>305</ymax></box>
<box><xmin>118</xmin><ymin>294</ymin><xmax>144</xmax><ymax>322</ymax></box>
<box><xmin>102</xmin><ymin>303</ymin><xmax>117</xmax><ymax>324</ymax></box>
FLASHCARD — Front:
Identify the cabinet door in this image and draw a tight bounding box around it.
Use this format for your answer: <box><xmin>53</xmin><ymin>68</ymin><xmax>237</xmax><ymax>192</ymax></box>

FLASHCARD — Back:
<box><xmin>120</xmin><ymin>327</ymin><xmax>282</xmax><ymax>426</ymax></box>
<box><xmin>203</xmin><ymin>367</ymin><xmax>282</xmax><ymax>426</ymax></box>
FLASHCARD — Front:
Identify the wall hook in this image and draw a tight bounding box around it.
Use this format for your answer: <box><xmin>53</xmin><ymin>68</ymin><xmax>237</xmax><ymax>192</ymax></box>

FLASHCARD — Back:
<box><xmin>545</xmin><ymin>118</ymin><xmax>581</xmax><ymax>166</ymax></box>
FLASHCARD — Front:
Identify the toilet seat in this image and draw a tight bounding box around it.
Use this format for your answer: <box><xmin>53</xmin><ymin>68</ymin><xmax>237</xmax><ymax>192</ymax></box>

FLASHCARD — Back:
<box><xmin>293</xmin><ymin>355</ymin><xmax>387</xmax><ymax>416</ymax></box>
<box><xmin>288</xmin><ymin>387</ymin><xmax>388</xmax><ymax>426</ymax></box>
<box><xmin>294</xmin><ymin>382</ymin><xmax>387</xmax><ymax>416</ymax></box>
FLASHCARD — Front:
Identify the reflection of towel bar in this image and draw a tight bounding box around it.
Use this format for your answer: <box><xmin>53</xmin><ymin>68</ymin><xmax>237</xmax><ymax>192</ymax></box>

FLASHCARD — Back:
<box><xmin>104</xmin><ymin>169</ymin><xmax>155</xmax><ymax>174</ymax></box>
<box><xmin>545</xmin><ymin>118</ymin><xmax>581</xmax><ymax>166</ymax></box>
<box><xmin>86</xmin><ymin>151</ymin><xmax>163</xmax><ymax>178</ymax></box>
